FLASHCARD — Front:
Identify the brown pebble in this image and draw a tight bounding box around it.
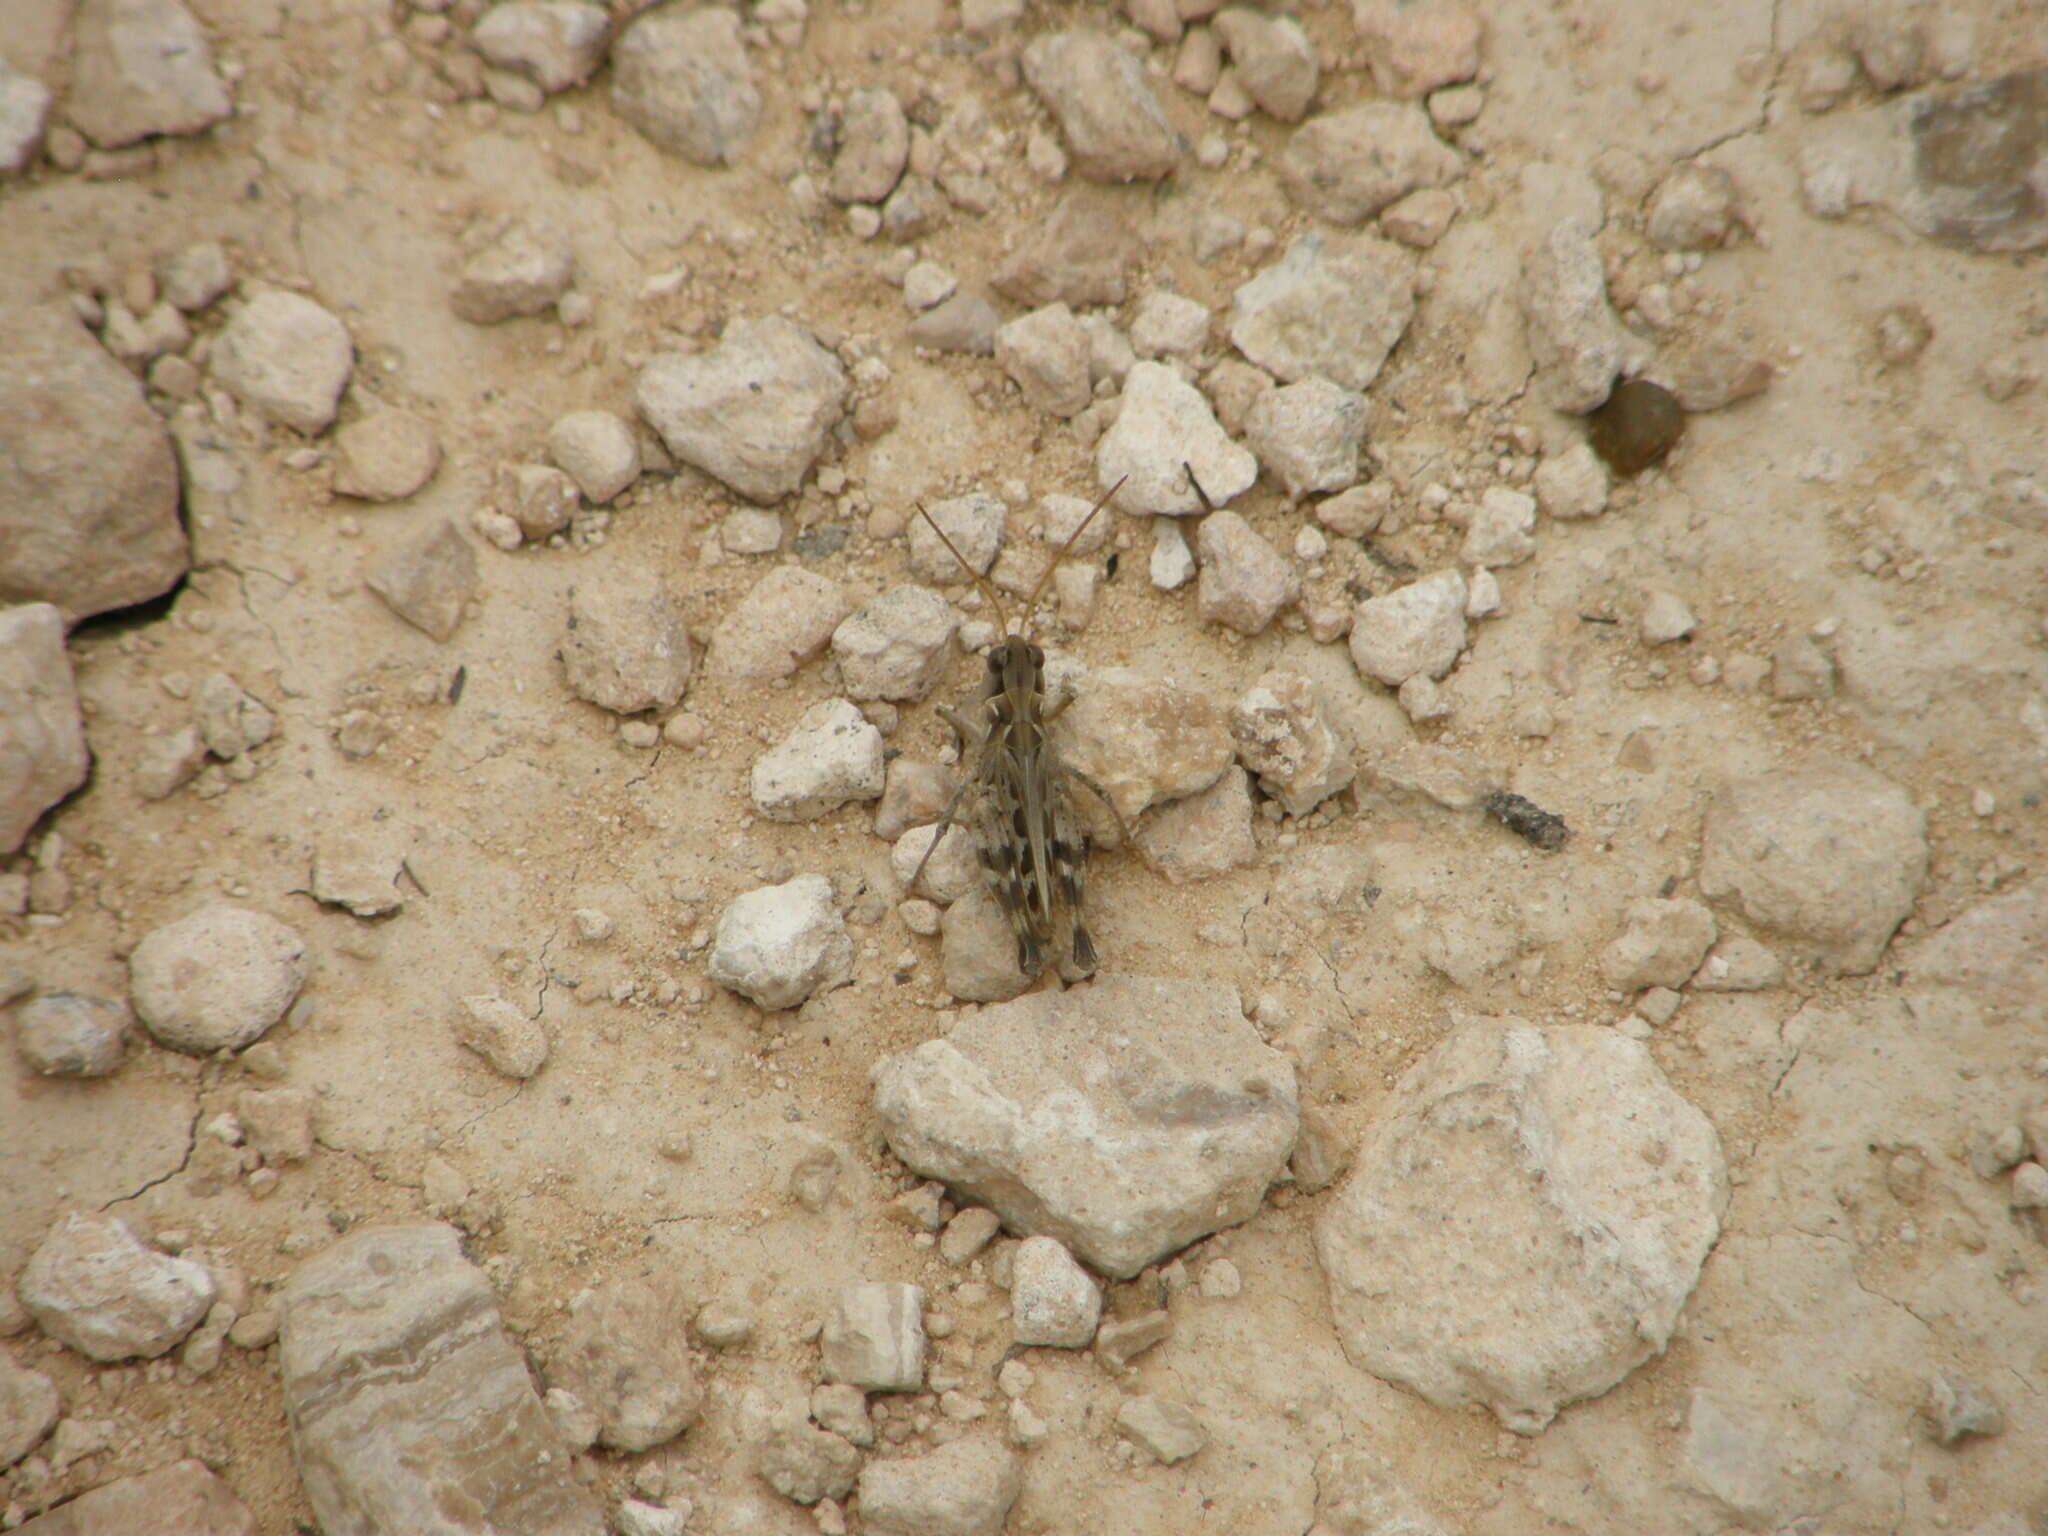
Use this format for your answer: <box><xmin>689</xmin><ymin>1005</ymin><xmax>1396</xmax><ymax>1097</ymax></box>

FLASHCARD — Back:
<box><xmin>1585</xmin><ymin>378</ymin><xmax>1684</xmax><ymax>477</ymax></box>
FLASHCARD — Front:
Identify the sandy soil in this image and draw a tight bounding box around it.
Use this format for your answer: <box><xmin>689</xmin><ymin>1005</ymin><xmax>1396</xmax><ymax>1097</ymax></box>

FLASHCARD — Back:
<box><xmin>4</xmin><ymin>0</ymin><xmax>2046</xmax><ymax>1532</ymax></box>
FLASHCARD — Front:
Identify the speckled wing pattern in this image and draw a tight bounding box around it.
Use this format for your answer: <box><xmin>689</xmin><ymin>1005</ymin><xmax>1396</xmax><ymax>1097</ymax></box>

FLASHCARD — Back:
<box><xmin>960</xmin><ymin>644</ymin><xmax>1096</xmax><ymax>980</ymax></box>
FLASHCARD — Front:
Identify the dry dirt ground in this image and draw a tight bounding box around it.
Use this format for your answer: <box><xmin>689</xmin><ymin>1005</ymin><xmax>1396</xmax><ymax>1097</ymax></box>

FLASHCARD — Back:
<box><xmin>4</xmin><ymin>0</ymin><xmax>2047</xmax><ymax>1532</ymax></box>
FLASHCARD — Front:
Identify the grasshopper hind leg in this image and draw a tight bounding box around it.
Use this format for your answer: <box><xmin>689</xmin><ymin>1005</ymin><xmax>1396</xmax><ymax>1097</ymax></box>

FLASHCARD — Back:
<box><xmin>1052</xmin><ymin>796</ymin><xmax>1096</xmax><ymax>977</ymax></box>
<box><xmin>977</xmin><ymin>821</ymin><xmax>1046</xmax><ymax>976</ymax></box>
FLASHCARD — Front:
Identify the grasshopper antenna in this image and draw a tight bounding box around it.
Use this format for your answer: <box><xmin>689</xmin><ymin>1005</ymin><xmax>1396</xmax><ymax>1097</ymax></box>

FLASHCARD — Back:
<box><xmin>1020</xmin><ymin>475</ymin><xmax>1125</xmax><ymax>622</ymax></box>
<box><xmin>914</xmin><ymin>502</ymin><xmax>1012</xmax><ymax>637</ymax></box>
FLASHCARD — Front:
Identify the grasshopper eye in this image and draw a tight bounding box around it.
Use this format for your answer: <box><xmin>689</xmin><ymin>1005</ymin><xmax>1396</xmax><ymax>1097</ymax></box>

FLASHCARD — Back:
<box><xmin>985</xmin><ymin>650</ymin><xmax>1005</xmax><ymax>677</ymax></box>
<box><xmin>1027</xmin><ymin>644</ymin><xmax>1044</xmax><ymax>667</ymax></box>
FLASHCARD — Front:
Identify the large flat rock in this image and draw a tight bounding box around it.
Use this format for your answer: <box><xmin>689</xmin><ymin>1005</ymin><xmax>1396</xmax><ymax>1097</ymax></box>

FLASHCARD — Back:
<box><xmin>279</xmin><ymin>1223</ymin><xmax>602</xmax><ymax>1536</ymax></box>
<box><xmin>871</xmin><ymin>975</ymin><xmax>1298</xmax><ymax>1279</ymax></box>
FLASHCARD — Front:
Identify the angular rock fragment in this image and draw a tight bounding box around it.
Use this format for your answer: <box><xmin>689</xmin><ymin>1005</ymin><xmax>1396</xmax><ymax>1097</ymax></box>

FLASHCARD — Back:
<box><xmin>549</xmin><ymin>1280</ymin><xmax>702</xmax><ymax>1452</ymax></box>
<box><xmin>1461</xmin><ymin>486</ymin><xmax>1536</xmax><ymax>568</ymax></box>
<box><xmin>1009</xmin><ymin>1236</ymin><xmax>1100</xmax><ymax>1348</ymax></box>
<box><xmin>821</xmin><ymin>1282</ymin><xmax>924</xmax><ymax>1392</ymax></box>
<box><xmin>0</xmin><ymin>605</ymin><xmax>90</xmax><ymax>855</ymax></box>
<box><xmin>871</xmin><ymin>975</ymin><xmax>1299</xmax><ymax>1278</ymax></box>
<box><xmin>1927</xmin><ymin>1370</ymin><xmax>2003</xmax><ymax>1445</ymax></box>
<box><xmin>495</xmin><ymin>462</ymin><xmax>580</xmax><ymax>542</ymax></box>
<box><xmin>758</xmin><ymin>1408</ymin><xmax>861</xmax><ymax>1504</ymax></box>
<box><xmin>1646</xmin><ymin>163</ymin><xmax>1744</xmax><ymax>250</ymax></box>
<box><xmin>471</xmin><ymin>1</ymin><xmax>611</xmax><ymax>95</ymax></box>
<box><xmin>1351</xmin><ymin>0</ymin><xmax>1482</xmax><ymax>97</ymax></box>
<box><xmin>5</xmin><ymin>1458</ymin><xmax>256</xmax><ymax>1533</ymax></box>
<box><xmin>67</xmin><ymin>0</ymin><xmax>232</xmax><ymax>148</ymax></box>
<box><xmin>636</xmin><ymin>317</ymin><xmax>847</xmax><ymax>503</ymax></box>
<box><xmin>1348</xmin><ymin>569</ymin><xmax>1467</xmax><ymax>687</ymax></box>
<box><xmin>709</xmin><ymin>874</ymin><xmax>853</xmax><ymax>1010</ymax></box>
<box><xmin>1316</xmin><ymin>1018</ymin><xmax>1726</xmax><ymax>1434</ymax></box>
<box><xmin>992</xmin><ymin>194</ymin><xmax>1139</xmax><ymax>307</ymax></box>
<box><xmin>1116</xmin><ymin>1395</ymin><xmax>1205</xmax><ymax>1463</ymax></box>
<box><xmin>706</xmin><ymin>567</ymin><xmax>851</xmax><ymax>681</ymax></box>
<box><xmin>1230</xmin><ymin>671</ymin><xmax>1354</xmax><ymax>817</ymax></box>
<box><xmin>1599</xmin><ymin>898</ymin><xmax>1718</xmax><ymax>991</ymax></box>
<box><xmin>1648</xmin><ymin>329</ymin><xmax>1775</xmax><ymax>413</ymax></box>
<box><xmin>546</xmin><ymin>410</ymin><xmax>640</xmax><ymax>505</ymax></box>
<box><xmin>1098</xmin><ymin>361</ymin><xmax>1257</xmax><ymax>517</ymax></box>
<box><xmin>127</xmin><ymin>904</ymin><xmax>308</xmax><ymax>1055</ymax></box>
<box><xmin>455</xmin><ymin>994</ymin><xmax>548</xmax><ymax>1079</ymax></box>
<box><xmin>0</xmin><ymin>66</ymin><xmax>51</xmax><ymax>175</ymax></box>
<box><xmin>17</xmin><ymin>1212</ymin><xmax>216</xmax><ymax>1362</ymax></box>
<box><xmin>994</xmin><ymin>303</ymin><xmax>1092</xmax><ymax>419</ymax></box>
<box><xmin>1230</xmin><ymin>234</ymin><xmax>1416</xmax><ymax>391</ymax></box>
<box><xmin>610</xmin><ymin>4</ymin><xmax>759</xmax><ymax>166</ymax></box>
<box><xmin>1905</xmin><ymin>881</ymin><xmax>2047</xmax><ymax>1022</ymax></box>
<box><xmin>1699</xmin><ymin>760</ymin><xmax>1928</xmax><ymax>975</ymax></box>
<box><xmin>162</xmin><ymin>241</ymin><xmax>232</xmax><ymax>311</ymax></box>
<box><xmin>908</xmin><ymin>492</ymin><xmax>1005</xmax><ymax>584</ymax></box>
<box><xmin>279</xmin><ymin>1223</ymin><xmax>602</xmax><ymax>1536</ymax></box>
<box><xmin>450</xmin><ymin>222</ymin><xmax>574</xmax><ymax>324</ymax></box>
<box><xmin>1245</xmin><ymin>376</ymin><xmax>1366</xmax><ymax>498</ymax></box>
<box><xmin>14</xmin><ymin>992</ymin><xmax>129</xmax><ymax>1078</ymax></box>
<box><xmin>1136</xmin><ymin>763</ymin><xmax>1256</xmax><ymax>883</ymax></box>
<box><xmin>237</xmin><ymin>1086</ymin><xmax>315</xmax><ymax>1165</ymax></box>
<box><xmin>309</xmin><ymin>834</ymin><xmax>404</xmax><ymax>917</ymax></box>
<box><xmin>0</xmin><ymin>307</ymin><xmax>185</xmax><ymax>623</ymax></box>
<box><xmin>211</xmin><ymin>290</ymin><xmax>354</xmax><ymax>436</ymax></box>
<box><xmin>1798</xmin><ymin>67</ymin><xmax>2048</xmax><ymax>252</ymax></box>
<box><xmin>829</xmin><ymin>86</ymin><xmax>909</xmax><ymax>205</ymax></box>
<box><xmin>1279</xmin><ymin>103</ymin><xmax>1460</xmax><ymax>224</ymax></box>
<box><xmin>857</xmin><ymin>1436</ymin><xmax>1020</xmax><ymax>1536</ymax></box>
<box><xmin>831</xmin><ymin>586</ymin><xmax>959</xmax><ymax>702</ymax></box>
<box><xmin>1521</xmin><ymin>219</ymin><xmax>1627</xmax><ymax>414</ymax></box>
<box><xmin>560</xmin><ymin>573</ymin><xmax>693</xmax><ymax>714</ymax></box>
<box><xmin>1021</xmin><ymin>30</ymin><xmax>1180</xmax><ymax>183</ymax></box>
<box><xmin>1212</xmin><ymin>8</ymin><xmax>1319</xmax><ymax>122</ymax></box>
<box><xmin>751</xmin><ymin>699</ymin><xmax>885</xmax><ymax>822</ymax></box>
<box><xmin>1196</xmin><ymin>513</ymin><xmax>1298</xmax><ymax>635</ymax></box>
<box><xmin>196</xmin><ymin>671</ymin><xmax>273</xmax><ymax>759</ymax></box>
<box><xmin>1533</xmin><ymin>441</ymin><xmax>1610</xmax><ymax>519</ymax></box>
<box><xmin>907</xmin><ymin>290</ymin><xmax>999</xmax><ymax>355</ymax></box>
<box><xmin>1057</xmin><ymin>668</ymin><xmax>1234</xmax><ymax>824</ymax></box>
<box><xmin>366</xmin><ymin>521</ymin><xmax>480</xmax><ymax>642</ymax></box>
<box><xmin>936</xmin><ymin>884</ymin><xmax>1029</xmax><ymax>1003</ymax></box>
<box><xmin>0</xmin><ymin>1348</ymin><xmax>58</xmax><ymax>1468</ymax></box>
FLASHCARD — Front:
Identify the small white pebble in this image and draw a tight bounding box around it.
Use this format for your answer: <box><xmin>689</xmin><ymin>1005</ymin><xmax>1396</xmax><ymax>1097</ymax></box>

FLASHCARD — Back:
<box><xmin>1198</xmin><ymin>1258</ymin><xmax>1241</xmax><ymax>1299</ymax></box>
<box><xmin>1971</xmin><ymin>789</ymin><xmax>1996</xmax><ymax>817</ymax></box>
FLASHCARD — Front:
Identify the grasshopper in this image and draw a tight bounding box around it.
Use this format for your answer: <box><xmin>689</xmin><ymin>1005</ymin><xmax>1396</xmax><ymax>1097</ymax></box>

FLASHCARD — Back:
<box><xmin>909</xmin><ymin>480</ymin><xmax>1131</xmax><ymax>980</ymax></box>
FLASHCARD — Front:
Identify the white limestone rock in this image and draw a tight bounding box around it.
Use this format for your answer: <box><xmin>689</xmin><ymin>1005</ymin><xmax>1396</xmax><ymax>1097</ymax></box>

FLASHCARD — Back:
<box><xmin>17</xmin><ymin>1212</ymin><xmax>216</xmax><ymax>1362</ymax></box>
<box><xmin>1348</xmin><ymin>569</ymin><xmax>1468</xmax><ymax>686</ymax></box>
<box><xmin>1097</xmin><ymin>360</ymin><xmax>1257</xmax><ymax>517</ymax></box>
<box><xmin>871</xmin><ymin>975</ymin><xmax>1299</xmax><ymax>1278</ymax></box>
<box><xmin>1316</xmin><ymin>1018</ymin><xmax>1727</xmax><ymax>1434</ymax></box>
<box><xmin>1699</xmin><ymin>760</ymin><xmax>1928</xmax><ymax>975</ymax></box>
<box><xmin>709</xmin><ymin>874</ymin><xmax>854</xmax><ymax>1010</ymax></box>
<box><xmin>750</xmin><ymin>699</ymin><xmax>886</xmax><ymax>822</ymax></box>
<box><xmin>211</xmin><ymin>289</ymin><xmax>354</xmax><ymax>436</ymax></box>
<box><xmin>559</xmin><ymin>573</ymin><xmax>693</xmax><ymax>715</ymax></box>
<box><xmin>831</xmin><ymin>585</ymin><xmax>960</xmax><ymax>702</ymax></box>
<box><xmin>1008</xmin><ymin>1236</ymin><xmax>1101</xmax><ymax>1348</ymax></box>
<box><xmin>127</xmin><ymin>904</ymin><xmax>308</xmax><ymax>1055</ymax></box>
